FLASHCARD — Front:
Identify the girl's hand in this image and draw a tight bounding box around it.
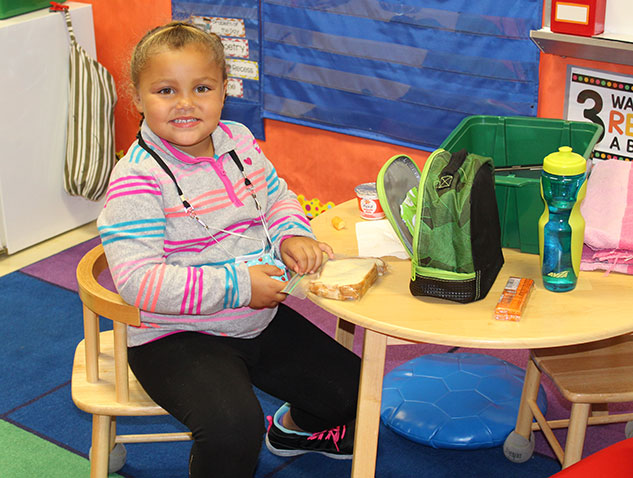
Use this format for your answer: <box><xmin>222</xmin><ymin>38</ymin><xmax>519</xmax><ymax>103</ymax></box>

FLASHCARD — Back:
<box><xmin>248</xmin><ymin>264</ymin><xmax>287</xmax><ymax>309</ymax></box>
<box><xmin>280</xmin><ymin>236</ymin><xmax>334</xmax><ymax>275</ymax></box>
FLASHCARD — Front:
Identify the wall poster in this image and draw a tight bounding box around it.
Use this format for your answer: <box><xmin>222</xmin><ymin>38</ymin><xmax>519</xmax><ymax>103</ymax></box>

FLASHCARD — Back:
<box><xmin>565</xmin><ymin>65</ymin><xmax>633</xmax><ymax>162</ymax></box>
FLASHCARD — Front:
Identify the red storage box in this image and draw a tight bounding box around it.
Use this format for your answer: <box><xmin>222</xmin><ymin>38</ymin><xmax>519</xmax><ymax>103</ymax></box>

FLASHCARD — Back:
<box><xmin>551</xmin><ymin>0</ymin><xmax>606</xmax><ymax>37</ymax></box>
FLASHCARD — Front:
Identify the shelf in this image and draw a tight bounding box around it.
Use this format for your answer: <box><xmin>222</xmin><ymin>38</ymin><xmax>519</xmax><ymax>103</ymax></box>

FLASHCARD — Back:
<box><xmin>530</xmin><ymin>29</ymin><xmax>633</xmax><ymax>67</ymax></box>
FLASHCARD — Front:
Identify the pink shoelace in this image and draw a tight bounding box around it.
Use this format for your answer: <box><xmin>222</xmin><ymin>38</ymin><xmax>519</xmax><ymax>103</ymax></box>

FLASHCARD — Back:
<box><xmin>266</xmin><ymin>416</ymin><xmax>347</xmax><ymax>452</ymax></box>
<box><xmin>307</xmin><ymin>425</ymin><xmax>346</xmax><ymax>452</ymax></box>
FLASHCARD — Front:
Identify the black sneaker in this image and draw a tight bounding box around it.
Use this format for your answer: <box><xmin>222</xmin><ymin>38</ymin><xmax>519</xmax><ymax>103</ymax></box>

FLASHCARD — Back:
<box><xmin>265</xmin><ymin>404</ymin><xmax>354</xmax><ymax>460</ymax></box>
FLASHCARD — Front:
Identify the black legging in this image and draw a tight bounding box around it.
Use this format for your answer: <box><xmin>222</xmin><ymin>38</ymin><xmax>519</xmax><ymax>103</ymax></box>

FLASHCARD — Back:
<box><xmin>127</xmin><ymin>303</ymin><xmax>361</xmax><ymax>478</ymax></box>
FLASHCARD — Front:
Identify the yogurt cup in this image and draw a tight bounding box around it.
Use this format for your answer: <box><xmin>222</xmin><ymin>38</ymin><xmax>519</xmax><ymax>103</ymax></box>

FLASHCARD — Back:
<box><xmin>354</xmin><ymin>182</ymin><xmax>385</xmax><ymax>220</ymax></box>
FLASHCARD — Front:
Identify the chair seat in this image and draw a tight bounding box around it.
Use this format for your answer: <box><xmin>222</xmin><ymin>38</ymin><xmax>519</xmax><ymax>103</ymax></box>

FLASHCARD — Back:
<box><xmin>71</xmin><ymin>330</ymin><xmax>166</xmax><ymax>416</ymax></box>
<box><xmin>532</xmin><ymin>334</ymin><xmax>633</xmax><ymax>403</ymax></box>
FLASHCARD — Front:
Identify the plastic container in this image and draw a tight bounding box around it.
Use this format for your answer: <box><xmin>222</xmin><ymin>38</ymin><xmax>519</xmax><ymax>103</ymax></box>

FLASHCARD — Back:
<box><xmin>355</xmin><ymin>182</ymin><xmax>385</xmax><ymax>220</ymax></box>
<box><xmin>0</xmin><ymin>0</ymin><xmax>63</xmax><ymax>20</ymax></box>
<box><xmin>538</xmin><ymin>147</ymin><xmax>587</xmax><ymax>292</ymax></box>
<box><xmin>439</xmin><ymin>116</ymin><xmax>601</xmax><ymax>254</ymax></box>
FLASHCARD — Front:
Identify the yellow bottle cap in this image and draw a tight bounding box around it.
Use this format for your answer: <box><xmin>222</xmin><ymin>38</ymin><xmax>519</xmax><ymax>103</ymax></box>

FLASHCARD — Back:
<box><xmin>542</xmin><ymin>146</ymin><xmax>587</xmax><ymax>176</ymax></box>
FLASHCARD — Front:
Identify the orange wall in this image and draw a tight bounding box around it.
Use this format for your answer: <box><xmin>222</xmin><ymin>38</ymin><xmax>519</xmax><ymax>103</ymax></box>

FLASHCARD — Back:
<box><xmin>257</xmin><ymin>120</ymin><xmax>429</xmax><ymax>204</ymax></box>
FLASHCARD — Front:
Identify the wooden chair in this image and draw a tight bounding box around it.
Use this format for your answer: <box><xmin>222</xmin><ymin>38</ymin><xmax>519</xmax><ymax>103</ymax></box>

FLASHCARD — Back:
<box><xmin>503</xmin><ymin>334</ymin><xmax>633</xmax><ymax>469</ymax></box>
<box><xmin>71</xmin><ymin>244</ymin><xmax>192</xmax><ymax>477</ymax></box>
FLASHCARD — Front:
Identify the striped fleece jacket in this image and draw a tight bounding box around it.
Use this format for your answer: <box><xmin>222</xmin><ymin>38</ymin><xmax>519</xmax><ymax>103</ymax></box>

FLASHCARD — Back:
<box><xmin>97</xmin><ymin>121</ymin><xmax>315</xmax><ymax>347</ymax></box>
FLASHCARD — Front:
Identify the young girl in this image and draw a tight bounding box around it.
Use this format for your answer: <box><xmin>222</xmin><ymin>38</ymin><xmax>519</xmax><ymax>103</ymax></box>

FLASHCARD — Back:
<box><xmin>97</xmin><ymin>21</ymin><xmax>360</xmax><ymax>478</ymax></box>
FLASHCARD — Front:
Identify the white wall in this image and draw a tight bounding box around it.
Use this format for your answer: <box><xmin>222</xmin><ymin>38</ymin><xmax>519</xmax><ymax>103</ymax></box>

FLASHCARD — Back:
<box><xmin>604</xmin><ymin>0</ymin><xmax>633</xmax><ymax>40</ymax></box>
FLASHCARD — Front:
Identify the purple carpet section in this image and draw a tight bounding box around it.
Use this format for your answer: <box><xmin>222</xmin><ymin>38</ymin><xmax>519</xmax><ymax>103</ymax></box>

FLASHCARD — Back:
<box><xmin>21</xmin><ymin>236</ymin><xmax>105</xmax><ymax>292</ymax></box>
<box><xmin>21</xmin><ymin>237</ymin><xmax>631</xmax><ymax>461</ymax></box>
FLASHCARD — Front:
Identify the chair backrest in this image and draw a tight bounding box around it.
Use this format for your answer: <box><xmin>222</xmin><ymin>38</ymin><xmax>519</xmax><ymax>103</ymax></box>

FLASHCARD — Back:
<box><xmin>76</xmin><ymin>243</ymin><xmax>140</xmax><ymax>403</ymax></box>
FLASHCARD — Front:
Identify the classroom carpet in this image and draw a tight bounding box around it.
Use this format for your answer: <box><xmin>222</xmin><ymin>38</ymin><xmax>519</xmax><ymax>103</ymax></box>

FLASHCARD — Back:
<box><xmin>1</xmin><ymin>237</ymin><xmax>627</xmax><ymax>477</ymax></box>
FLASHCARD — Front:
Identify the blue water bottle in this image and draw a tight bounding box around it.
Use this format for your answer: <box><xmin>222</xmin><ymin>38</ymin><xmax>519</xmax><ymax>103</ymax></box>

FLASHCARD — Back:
<box><xmin>538</xmin><ymin>146</ymin><xmax>588</xmax><ymax>292</ymax></box>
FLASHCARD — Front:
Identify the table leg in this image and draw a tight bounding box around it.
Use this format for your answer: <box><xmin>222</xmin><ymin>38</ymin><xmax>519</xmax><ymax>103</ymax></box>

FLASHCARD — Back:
<box><xmin>336</xmin><ymin>317</ymin><xmax>356</xmax><ymax>351</ymax></box>
<box><xmin>351</xmin><ymin>329</ymin><xmax>387</xmax><ymax>478</ymax></box>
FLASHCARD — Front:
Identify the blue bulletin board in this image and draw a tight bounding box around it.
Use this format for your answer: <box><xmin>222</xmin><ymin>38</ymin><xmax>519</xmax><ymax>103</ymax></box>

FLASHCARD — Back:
<box><xmin>173</xmin><ymin>1</ymin><xmax>542</xmax><ymax>150</ymax></box>
<box><xmin>173</xmin><ymin>0</ymin><xmax>265</xmax><ymax>139</ymax></box>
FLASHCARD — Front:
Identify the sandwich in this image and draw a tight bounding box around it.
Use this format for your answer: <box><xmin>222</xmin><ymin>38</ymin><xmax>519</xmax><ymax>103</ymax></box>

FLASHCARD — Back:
<box><xmin>308</xmin><ymin>257</ymin><xmax>385</xmax><ymax>300</ymax></box>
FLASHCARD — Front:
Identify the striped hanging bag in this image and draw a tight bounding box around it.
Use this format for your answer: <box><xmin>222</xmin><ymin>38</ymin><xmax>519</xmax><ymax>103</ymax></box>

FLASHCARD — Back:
<box><xmin>61</xmin><ymin>8</ymin><xmax>117</xmax><ymax>201</ymax></box>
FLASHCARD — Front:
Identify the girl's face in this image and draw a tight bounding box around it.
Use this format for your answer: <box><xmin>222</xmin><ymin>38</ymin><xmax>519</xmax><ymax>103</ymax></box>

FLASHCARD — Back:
<box><xmin>133</xmin><ymin>44</ymin><xmax>227</xmax><ymax>158</ymax></box>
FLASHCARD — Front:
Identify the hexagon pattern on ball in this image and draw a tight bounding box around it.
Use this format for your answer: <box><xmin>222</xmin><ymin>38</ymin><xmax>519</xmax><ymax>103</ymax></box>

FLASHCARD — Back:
<box><xmin>381</xmin><ymin>353</ymin><xmax>548</xmax><ymax>449</ymax></box>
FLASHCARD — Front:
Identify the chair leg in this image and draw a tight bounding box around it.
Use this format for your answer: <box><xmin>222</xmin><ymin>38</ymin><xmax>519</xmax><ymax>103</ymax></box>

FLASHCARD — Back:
<box><xmin>91</xmin><ymin>414</ymin><xmax>112</xmax><ymax>478</ymax></box>
<box><xmin>515</xmin><ymin>359</ymin><xmax>541</xmax><ymax>438</ymax></box>
<box><xmin>562</xmin><ymin>402</ymin><xmax>591</xmax><ymax>468</ymax></box>
<box><xmin>110</xmin><ymin>418</ymin><xmax>117</xmax><ymax>451</ymax></box>
<box><xmin>591</xmin><ymin>403</ymin><xmax>609</xmax><ymax>417</ymax></box>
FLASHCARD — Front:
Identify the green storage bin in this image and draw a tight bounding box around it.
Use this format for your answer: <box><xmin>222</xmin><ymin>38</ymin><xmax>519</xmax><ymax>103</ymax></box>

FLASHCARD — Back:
<box><xmin>439</xmin><ymin>115</ymin><xmax>602</xmax><ymax>254</ymax></box>
<box><xmin>0</xmin><ymin>0</ymin><xmax>63</xmax><ymax>20</ymax></box>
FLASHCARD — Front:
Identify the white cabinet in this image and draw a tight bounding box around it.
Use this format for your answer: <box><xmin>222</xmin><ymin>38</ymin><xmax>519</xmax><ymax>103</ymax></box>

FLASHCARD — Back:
<box><xmin>0</xmin><ymin>2</ymin><xmax>105</xmax><ymax>254</ymax></box>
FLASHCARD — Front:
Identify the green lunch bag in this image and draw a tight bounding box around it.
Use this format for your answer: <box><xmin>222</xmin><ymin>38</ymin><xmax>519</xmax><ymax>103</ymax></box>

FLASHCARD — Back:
<box><xmin>376</xmin><ymin>149</ymin><xmax>504</xmax><ymax>303</ymax></box>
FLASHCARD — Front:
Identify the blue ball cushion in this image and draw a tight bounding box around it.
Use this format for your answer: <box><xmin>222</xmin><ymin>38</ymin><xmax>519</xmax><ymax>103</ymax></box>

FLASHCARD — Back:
<box><xmin>381</xmin><ymin>353</ymin><xmax>547</xmax><ymax>449</ymax></box>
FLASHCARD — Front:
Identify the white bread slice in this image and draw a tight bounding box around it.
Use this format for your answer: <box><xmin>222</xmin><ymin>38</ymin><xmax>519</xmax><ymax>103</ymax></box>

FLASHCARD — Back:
<box><xmin>309</xmin><ymin>257</ymin><xmax>385</xmax><ymax>300</ymax></box>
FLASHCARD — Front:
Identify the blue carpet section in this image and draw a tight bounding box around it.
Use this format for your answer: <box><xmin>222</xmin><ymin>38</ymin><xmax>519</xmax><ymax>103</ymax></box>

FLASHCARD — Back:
<box><xmin>0</xmin><ymin>269</ymin><xmax>561</xmax><ymax>477</ymax></box>
<box><xmin>0</xmin><ymin>272</ymin><xmax>89</xmax><ymax>413</ymax></box>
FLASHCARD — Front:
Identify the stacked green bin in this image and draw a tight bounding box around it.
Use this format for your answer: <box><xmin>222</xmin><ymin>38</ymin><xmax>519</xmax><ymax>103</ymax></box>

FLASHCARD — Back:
<box><xmin>0</xmin><ymin>0</ymin><xmax>64</xmax><ymax>19</ymax></box>
<box><xmin>439</xmin><ymin>116</ymin><xmax>602</xmax><ymax>254</ymax></box>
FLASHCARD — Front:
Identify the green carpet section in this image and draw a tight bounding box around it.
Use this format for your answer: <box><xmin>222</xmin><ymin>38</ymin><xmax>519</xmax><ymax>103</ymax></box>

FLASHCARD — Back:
<box><xmin>0</xmin><ymin>420</ymin><xmax>122</xmax><ymax>478</ymax></box>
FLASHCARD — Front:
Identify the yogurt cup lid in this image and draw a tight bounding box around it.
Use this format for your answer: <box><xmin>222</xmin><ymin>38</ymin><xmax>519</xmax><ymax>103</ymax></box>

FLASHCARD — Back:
<box><xmin>355</xmin><ymin>182</ymin><xmax>378</xmax><ymax>198</ymax></box>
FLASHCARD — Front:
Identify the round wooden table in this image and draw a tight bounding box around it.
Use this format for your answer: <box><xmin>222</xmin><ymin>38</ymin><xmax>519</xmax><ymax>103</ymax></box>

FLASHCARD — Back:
<box><xmin>308</xmin><ymin>199</ymin><xmax>633</xmax><ymax>478</ymax></box>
